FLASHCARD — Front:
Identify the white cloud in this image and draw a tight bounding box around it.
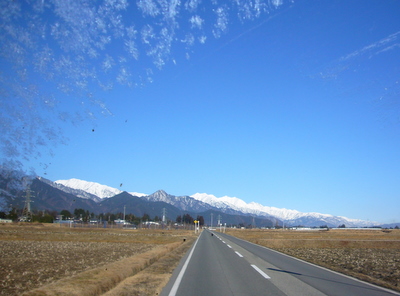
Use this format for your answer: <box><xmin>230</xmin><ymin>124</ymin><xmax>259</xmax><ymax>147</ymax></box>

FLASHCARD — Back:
<box><xmin>190</xmin><ymin>15</ymin><xmax>204</xmax><ymax>29</ymax></box>
<box><xmin>213</xmin><ymin>6</ymin><xmax>229</xmax><ymax>38</ymax></box>
<box><xmin>137</xmin><ymin>0</ymin><xmax>160</xmax><ymax>17</ymax></box>
<box><xmin>199</xmin><ymin>35</ymin><xmax>207</xmax><ymax>44</ymax></box>
<box><xmin>125</xmin><ymin>39</ymin><xmax>139</xmax><ymax>60</ymax></box>
<box><xmin>182</xmin><ymin>33</ymin><xmax>195</xmax><ymax>47</ymax></box>
<box><xmin>341</xmin><ymin>31</ymin><xmax>400</xmax><ymax>61</ymax></box>
<box><xmin>125</xmin><ymin>26</ymin><xmax>137</xmax><ymax>39</ymax></box>
<box><xmin>376</xmin><ymin>43</ymin><xmax>400</xmax><ymax>55</ymax></box>
<box><xmin>116</xmin><ymin>66</ymin><xmax>131</xmax><ymax>86</ymax></box>
<box><xmin>270</xmin><ymin>0</ymin><xmax>283</xmax><ymax>8</ymax></box>
<box><xmin>141</xmin><ymin>24</ymin><xmax>155</xmax><ymax>45</ymax></box>
<box><xmin>105</xmin><ymin>0</ymin><xmax>129</xmax><ymax>11</ymax></box>
<box><xmin>185</xmin><ymin>0</ymin><xmax>201</xmax><ymax>12</ymax></box>
<box><xmin>168</xmin><ymin>0</ymin><xmax>181</xmax><ymax>20</ymax></box>
<box><xmin>1</xmin><ymin>0</ymin><xmax>290</xmax><ymax>165</ymax></box>
<box><xmin>102</xmin><ymin>55</ymin><xmax>115</xmax><ymax>72</ymax></box>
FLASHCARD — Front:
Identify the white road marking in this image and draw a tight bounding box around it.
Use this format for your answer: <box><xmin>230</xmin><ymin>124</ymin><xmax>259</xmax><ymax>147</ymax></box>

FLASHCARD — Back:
<box><xmin>168</xmin><ymin>232</ymin><xmax>202</xmax><ymax>296</ymax></box>
<box><xmin>235</xmin><ymin>251</ymin><xmax>243</xmax><ymax>257</ymax></box>
<box><xmin>227</xmin><ymin>244</ymin><xmax>232</xmax><ymax>248</ymax></box>
<box><xmin>251</xmin><ymin>264</ymin><xmax>271</xmax><ymax>279</ymax></box>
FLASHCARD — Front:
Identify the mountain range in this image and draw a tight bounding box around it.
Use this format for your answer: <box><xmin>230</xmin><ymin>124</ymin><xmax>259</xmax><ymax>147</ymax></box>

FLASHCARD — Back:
<box><xmin>0</xmin><ymin>174</ymin><xmax>384</xmax><ymax>228</ymax></box>
<box><xmin>54</xmin><ymin>178</ymin><xmax>382</xmax><ymax>227</ymax></box>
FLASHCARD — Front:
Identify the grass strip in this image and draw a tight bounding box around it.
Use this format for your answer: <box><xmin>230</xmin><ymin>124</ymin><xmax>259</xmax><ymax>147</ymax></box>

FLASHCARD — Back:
<box><xmin>102</xmin><ymin>237</ymin><xmax>195</xmax><ymax>296</ymax></box>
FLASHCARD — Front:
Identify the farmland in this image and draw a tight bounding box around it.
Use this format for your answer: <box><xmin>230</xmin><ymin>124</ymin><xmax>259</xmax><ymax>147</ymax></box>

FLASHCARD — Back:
<box><xmin>1</xmin><ymin>224</ymin><xmax>399</xmax><ymax>295</ymax></box>
<box><xmin>0</xmin><ymin>223</ymin><xmax>194</xmax><ymax>296</ymax></box>
<box><xmin>226</xmin><ymin>228</ymin><xmax>400</xmax><ymax>292</ymax></box>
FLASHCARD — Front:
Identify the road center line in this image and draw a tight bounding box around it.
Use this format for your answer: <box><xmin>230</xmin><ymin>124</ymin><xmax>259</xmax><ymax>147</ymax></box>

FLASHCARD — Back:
<box><xmin>227</xmin><ymin>244</ymin><xmax>232</xmax><ymax>248</ymax></box>
<box><xmin>235</xmin><ymin>251</ymin><xmax>243</xmax><ymax>257</ymax></box>
<box><xmin>251</xmin><ymin>264</ymin><xmax>271</xmax><ymax>279</ymax></box>
<box><xmin>168</xmin><ymin>232</ymin><xmax>202</xmax><ymax>296</ymax></box>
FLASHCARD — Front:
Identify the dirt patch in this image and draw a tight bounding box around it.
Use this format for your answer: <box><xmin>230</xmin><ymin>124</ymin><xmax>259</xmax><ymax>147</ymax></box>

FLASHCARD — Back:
<box><xmin>226</xmin><ymin>229</ymin><xmax>400</xmax><ymax>292</ymax></box>
<box><xmin>0</xmin><ymin>224</ymin><xmax>194</xmax><ymax>296</ymax></box>
<box><xmin>1</xmin><ymin>240</ymin><xmax>154</xmax><ymax>295</ymax></box>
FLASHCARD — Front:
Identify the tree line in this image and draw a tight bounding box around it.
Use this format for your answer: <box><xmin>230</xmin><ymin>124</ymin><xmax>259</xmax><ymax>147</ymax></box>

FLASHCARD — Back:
<box><xmin>1</xmin><ymin>207</ymin><xmax>205</xmax><ymax>226</ymax></box>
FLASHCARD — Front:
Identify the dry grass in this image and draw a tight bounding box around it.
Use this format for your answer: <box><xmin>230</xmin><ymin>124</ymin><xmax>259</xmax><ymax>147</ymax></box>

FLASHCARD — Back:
<box><xmin>0</xmin><ymin>223</ymin><xmax>194</xmax><ymax>296</ymax></box>
<box><xmin>102</xmin><ymin>239</ymin><xmax>195</xmax><ymax>296</ymax></box>
<box><xmin>226</xmin><ymin>228</ymin><xmax>400</xmax><ymax>292</ymax></box>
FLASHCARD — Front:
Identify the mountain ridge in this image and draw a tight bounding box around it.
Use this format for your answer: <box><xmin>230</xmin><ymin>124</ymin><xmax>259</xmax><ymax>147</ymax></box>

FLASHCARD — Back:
<box><xmin>0</xmin><ymin>176</ymin><xmax>275</xmax><ymax>227</ymax></box>
<box><xmin>190</xmin><ymin>192</ymin><xmax>375</xmax><ymax>227</ymax></box>
<box><xmin>54</xmin><ymin>178</ymin><xmax>147</xmax><ymax>198</ymax></box>
<box><xmin>55</xmin><ymin>178</ymin><xmax>379</xmax><ymax>227</ymax></box>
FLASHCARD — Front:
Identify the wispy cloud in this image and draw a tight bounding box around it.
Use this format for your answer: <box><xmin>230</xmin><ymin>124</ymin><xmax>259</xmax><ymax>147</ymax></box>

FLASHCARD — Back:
<box><xmin>137</xmin><ymin>0</ymin><xmax>160</xmax><ymax>17</ymax></box>
<box><xmin>213</xmin><ymin>6</ymin><xmax>229</xmax><ymax>38</ymax></box>
<box><xmin>340</xmin><ymin>31</ymin><xmax>400</xmax><ymax>61</ymax></box>
<box><xmin>190</xmin><ymin>15</ymin><xmax>204</xmax><ymax>29</ymax></box>
<box><xmin>271</xmin><ymin>0</ymin><xmax>283</xmax><ymax>8</ymax></box>
<box><xmin>0</xmin><ymin>0</ymin><xmax>290</xmax><ymax>165</ymax></box>
<box><xmin>185</xmin><ymin>0</ymin><xmax>201</xmax><ymax>12</ymax></box>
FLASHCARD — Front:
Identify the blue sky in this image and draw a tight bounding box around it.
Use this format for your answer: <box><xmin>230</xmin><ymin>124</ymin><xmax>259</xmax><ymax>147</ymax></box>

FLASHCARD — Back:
<box><xmin>1</xmin><ymin>0</ymin><xmax>399</xmax><ymax>223</ymax></box>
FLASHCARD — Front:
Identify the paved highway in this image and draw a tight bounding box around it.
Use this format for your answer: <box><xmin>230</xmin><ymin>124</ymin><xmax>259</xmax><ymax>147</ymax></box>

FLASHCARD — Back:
<box><xmin>161</xmin><ymin>230</ymin><xmax>399</xmax><ymax>296</ymax></box>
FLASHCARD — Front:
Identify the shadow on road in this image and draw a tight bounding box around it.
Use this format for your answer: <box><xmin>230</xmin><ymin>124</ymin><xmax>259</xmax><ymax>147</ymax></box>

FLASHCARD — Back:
<box><xmin>266</xmin><ymin>268</ymin><xmax>395</xmax><ymax>295</ymax></box>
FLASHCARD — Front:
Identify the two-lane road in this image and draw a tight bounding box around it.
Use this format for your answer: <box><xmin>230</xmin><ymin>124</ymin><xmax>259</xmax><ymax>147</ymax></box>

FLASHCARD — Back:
<box><xmin>161</xmin><ymin>230</ymin><xmax>399</xmax><ymax>296</ymax></box>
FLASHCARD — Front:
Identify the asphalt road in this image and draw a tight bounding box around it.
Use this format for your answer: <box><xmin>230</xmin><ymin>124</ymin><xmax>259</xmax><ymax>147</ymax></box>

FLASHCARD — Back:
<box><xmin>160</xmin><ymin>230</ymin><xmax>399</xmax><ymax>296</ymax></box>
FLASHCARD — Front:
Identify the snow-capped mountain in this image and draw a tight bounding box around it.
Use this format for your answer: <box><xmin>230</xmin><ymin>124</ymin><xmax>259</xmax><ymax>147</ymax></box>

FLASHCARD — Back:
<box><xmin>129</xmin><ymin>191</ymin><xmax>147</xmax><ymax>197</ymax></box>
<box><xmin>55</xmin><ymin>178</ymin><xmax>123</xmax><ymax>199</ymax></box>
<box><xmin>191</xmin><ymin>193</ymin><xmax>377</xmax><ymax>227</ymax></box>
<box><xmin>39</xmin><ymin>177</ymin><xmax>103</xmax><ymax>202</ymax></box>
<box><xmin>191</xmin><ymin>193</ymin><xmax>303</xmax><ymax>219</ymax></box>
<box><xmin>50</xmin><ymin>178</ymin><xmax>378</xmax><ymax>227</ymax></box>
<box><xmin>143</xmin><ymin>190</ymin><xmax>218</xmax><ymax>212</ymax></box>
<box><xmin>54</xmin><ymin>178</ymin><xmax>147</xmax><ymax>200</ymax></box>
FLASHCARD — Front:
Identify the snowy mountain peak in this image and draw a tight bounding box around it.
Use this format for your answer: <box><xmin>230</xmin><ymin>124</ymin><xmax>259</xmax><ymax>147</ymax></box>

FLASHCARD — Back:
<box><xmin>191</xmin><ymin>192</ymin><xmax>377</xmax><ymax>227</ymax></box>
<box><xmin>147</xmin><ymin>190</ymin><xmax>171</xmax><ymax>201</ymax></box>
<box><xmin>191</xmin><ymin>193</ymin><xmax>218</xmax><ymax>203</ymax></box>
<box><xmin>155</xmin><ymin>189</ymin><xmax>168</xmax><ymax>196</ymax></box>
<box><xmin>55</xmin><ymin>178</ymin><xmax>122</xmax><ymax>199</ymax></box>
<box><xmin>129</xmin><ymin>192</ymin><xmax>147</xmax><ymax>197</ymax></box>
<box><xmin>191</xmin><ymin>193</ymin><xmax>232</xmax><ymax>209</ymax></box>
<box><xmin>50</xmin><ymin>178</ymin><xmax>378</xmax><ymax>227</ymax></box>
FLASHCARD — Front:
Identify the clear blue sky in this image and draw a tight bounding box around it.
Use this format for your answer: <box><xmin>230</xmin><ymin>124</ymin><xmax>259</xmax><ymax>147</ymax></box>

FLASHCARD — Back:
<box><xmin>1</xmin><ymin>0</ymin><xmax>399</xmax><ymax>224</ymax></box>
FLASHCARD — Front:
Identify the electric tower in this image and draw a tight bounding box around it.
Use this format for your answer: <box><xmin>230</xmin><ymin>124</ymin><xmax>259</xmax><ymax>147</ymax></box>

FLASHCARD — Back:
<box><xmin>20</xmin><ymin>189</ymin><xmax>34</xmax><ymax>222</ymax></box>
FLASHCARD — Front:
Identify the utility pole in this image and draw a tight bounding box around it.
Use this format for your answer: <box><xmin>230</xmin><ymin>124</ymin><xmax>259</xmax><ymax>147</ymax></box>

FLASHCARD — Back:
<box><xmin>210</xmin><ymin>213</ymin><xmax>213</xmax><ymax>229</ymax></box>
<box><xmin>162</xmin><ymin>208</ymin><xmax>166</xmax><ymax>223</ymax></box>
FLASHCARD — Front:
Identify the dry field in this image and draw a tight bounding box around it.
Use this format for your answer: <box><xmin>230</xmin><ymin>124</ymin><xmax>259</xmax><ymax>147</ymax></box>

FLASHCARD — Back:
<box><xmin>0</xmin><ymin>223</ymin><xmax>195</xmax><ymax>296</ymax></box>
<box><xmin>2</xmin><ymin>224</ymin><xmax>399</xmax><ymax>295</ymax></box>
<box><xmin>226</xmin><ymin>228</ymin><xmax>400</xmax><ymax>292</ymax></box>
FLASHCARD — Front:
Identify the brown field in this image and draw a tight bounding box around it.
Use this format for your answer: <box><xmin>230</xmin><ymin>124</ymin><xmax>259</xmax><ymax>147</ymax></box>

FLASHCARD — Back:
<box><xmin>0</xmin><ymin>223</ymin><xmax>195</xmax><ymax>296</ymax></box>
<box><xmin>226</xmin><ymin>228</ymin><xmax>400</xmax><ymax>292</ymax></box>
<box><xmin>2</xmin><ymin>224</ymin><xmax>399</xmax><ymax>295</ymax></box>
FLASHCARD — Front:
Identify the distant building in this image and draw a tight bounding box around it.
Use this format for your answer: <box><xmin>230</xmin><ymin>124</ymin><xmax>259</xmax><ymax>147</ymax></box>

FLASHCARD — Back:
<box><xmin>114</xmin><ymin>219</ymin><xmax>130</xmax><ymax>225</ymax></box>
